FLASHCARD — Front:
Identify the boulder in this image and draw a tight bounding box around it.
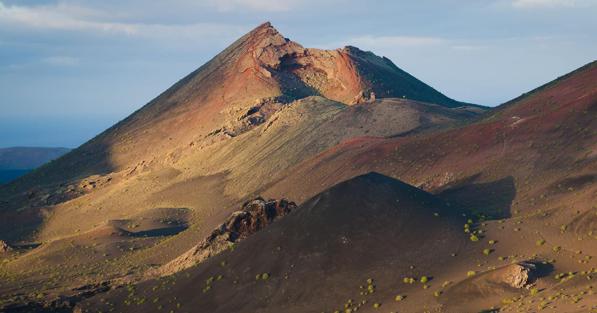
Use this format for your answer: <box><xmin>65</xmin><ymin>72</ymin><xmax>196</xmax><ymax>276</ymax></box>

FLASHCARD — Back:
<box><xmin>501</xmin><ymin>262</ymin><xmax>537</xmax><ymax>288</ymax></box>
<box><xmin>0</xmin><ymin>240</ymin><xmax>12</xmax><ymax>253</ymax></box>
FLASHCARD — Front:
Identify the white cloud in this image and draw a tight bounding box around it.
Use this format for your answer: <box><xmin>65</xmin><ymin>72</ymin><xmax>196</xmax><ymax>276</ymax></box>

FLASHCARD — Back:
<box><xmin>511</xmin><ymin>0</ymin><xmax>578</xmax><ymax>8</ymax></box>
<box><xmin>450</xmin><ymin>44</ymin><xmax>487</xmax><ymax>51</ymax></box>
<box><xmin>0</xmin><ymin>1</ymin><xmax>137</xmax><ymax>34</ymax></box>
<box><xmin>341</xmin><ymin>35</ymin><xmax>447</xmax><ymax>49</ymax></box>
<box><xmin>203</xmin><ymin>0</ymin><xmax>295</xmax><ymax>12</ymax></box>
<box><xmin>0</xmin><ymin>1</ymin><xmax>242</xmax><ymax>38</ymax></box>
<box><xmin>1</xmin><ymin>56</ymin><xmax>80</xmax><ymax>71</ymax></box>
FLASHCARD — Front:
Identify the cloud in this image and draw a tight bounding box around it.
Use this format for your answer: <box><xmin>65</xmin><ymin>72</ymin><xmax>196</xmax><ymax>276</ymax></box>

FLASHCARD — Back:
<box><xmin>203</xmin><ymin>0</ymin><xmax>295</xmax><ymax>12</ymax></box>
<box><xmin>450</xmin><ymin>44</ymin><xmax>487</xmax><ymax>51</ymax></box>
<box><xmin>1</xmin><ymin>56</ymin><xmax>79</xmax><ymax>71</ymax></box>
<box><xmin>511</xmin><ymin>0</ymin><xmax>578</xmax><ymax>8</ymax></box>
<box><xmin>341</xmin><ymin>35</ymin><xmax>447</xmax><ymax>49</ymax></box>
<box><xmin>42</xmin><ymin>56</ymin><xmax>80</xmax><ymax>67</ymax></box>
<box><xmin>0</xmin><ymin>1</ymin><xmax>137</xmax><ymax>34</ymax></box>
<box><xmin>0</xmin><ymin>1</ymin><xmax>242</xmax><ymax>38</ymax></box>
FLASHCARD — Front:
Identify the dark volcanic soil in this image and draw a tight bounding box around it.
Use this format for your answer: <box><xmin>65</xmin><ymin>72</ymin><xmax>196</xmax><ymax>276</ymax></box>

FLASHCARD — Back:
<box><xmin>78</xmin><ymin>173</ymin><xmax>470</xmax><ymax>313</ymax></box>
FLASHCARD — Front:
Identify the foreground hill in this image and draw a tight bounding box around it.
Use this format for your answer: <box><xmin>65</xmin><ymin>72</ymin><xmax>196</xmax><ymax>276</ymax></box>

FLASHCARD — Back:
<box><xmin>78</xmin><ymin>173</ymin><xmax>470</xmax><ymax>313</ymax></box>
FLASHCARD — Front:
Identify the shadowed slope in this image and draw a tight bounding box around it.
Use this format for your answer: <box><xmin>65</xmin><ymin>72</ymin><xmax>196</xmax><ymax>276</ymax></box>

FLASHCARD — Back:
<box><xmin>78</xmin><ymin>173</ymin><xmax>469</xmax><ymax>313</ymax></box>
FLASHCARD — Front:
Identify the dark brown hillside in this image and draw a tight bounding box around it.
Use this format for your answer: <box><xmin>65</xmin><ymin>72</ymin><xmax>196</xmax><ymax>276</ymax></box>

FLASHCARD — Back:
<box><xmin>78</xmin><ymin>173</ymin><xmax>470</xmax><ymax>313</ymax></box>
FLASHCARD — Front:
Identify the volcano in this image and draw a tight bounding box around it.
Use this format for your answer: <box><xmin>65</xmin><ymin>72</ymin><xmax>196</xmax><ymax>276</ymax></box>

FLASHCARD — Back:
<box><xmin>0</xmin><ymin>22</ymin><xmax>480</xmax><ymax>241</ymax></box>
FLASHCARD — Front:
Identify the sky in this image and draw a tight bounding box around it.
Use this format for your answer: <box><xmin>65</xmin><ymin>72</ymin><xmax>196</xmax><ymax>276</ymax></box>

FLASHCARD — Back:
<box><xmin>0</xmin><ymin>0</ymin><xmax>595</xmax><ymax>148</ymax></box>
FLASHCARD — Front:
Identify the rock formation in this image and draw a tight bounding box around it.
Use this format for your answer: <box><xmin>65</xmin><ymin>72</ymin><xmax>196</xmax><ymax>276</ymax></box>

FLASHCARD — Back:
<box><xmin>501</xmin><ymin>262</ymin><xmax>537</xmax><ymax>288</ymax></box>
<box><xmin>152</xmin><ymin>197</ymin><xmax>296</xmax><ymax>276</ymax></box>
<box><xmin>0</xmin><ymin>240</ymin><xmax>12</xmax><ymax>253</ymax></box>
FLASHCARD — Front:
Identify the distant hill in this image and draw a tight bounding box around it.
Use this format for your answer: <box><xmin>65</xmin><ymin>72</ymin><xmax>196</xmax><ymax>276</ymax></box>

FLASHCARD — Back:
<box><xmin>0</xmin><ymin>169</ymin><xmax>31</xmax><ymax>184</ymax></box>
<box><xmin>0</xmin><ymin>147</ymin><xmax>70</xmax><ymax>183</ymax></box>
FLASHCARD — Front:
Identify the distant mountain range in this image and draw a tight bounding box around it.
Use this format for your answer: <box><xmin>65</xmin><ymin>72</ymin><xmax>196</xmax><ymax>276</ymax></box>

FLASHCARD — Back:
<box><xmin>0</xmin><ymin>147</ymin><xmax>70</xmax><ymax>183</ymax></box>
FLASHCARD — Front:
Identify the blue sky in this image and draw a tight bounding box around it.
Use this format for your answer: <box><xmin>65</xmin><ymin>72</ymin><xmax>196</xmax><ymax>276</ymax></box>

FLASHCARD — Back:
<box><xmin>0</xmin><ymin>0</ymin><xmax>595</xmax><ymax>148</ymax></box>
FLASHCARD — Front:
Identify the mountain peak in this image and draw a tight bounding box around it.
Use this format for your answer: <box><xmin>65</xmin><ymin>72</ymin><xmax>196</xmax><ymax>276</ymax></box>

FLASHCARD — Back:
<box><xmin>255</xmin><ymin>21</ymin><xmax>273</xmax><ymax>30</ymax></box>
<box><xmin>245</xmin><ymin>21</ymin><xmax>286</xmax><ymax>42</ymax></box>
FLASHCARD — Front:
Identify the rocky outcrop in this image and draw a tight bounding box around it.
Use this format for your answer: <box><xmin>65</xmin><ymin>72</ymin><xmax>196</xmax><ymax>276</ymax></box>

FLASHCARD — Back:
<box><xmin>212</xmin><ymin>97</ymin><xmax>286</xmax><ymax>139</ymax></box>
<box><xmin>0</xmin><ymin>240</ymin><xmax>12</xmax><ymax>253</ymax></box>
<box><xmin>352</xmin><ymin>90</ymin><xmax>377</xmax><ymax>104</ymax></box>
<box><xmin>152</xmin><ymin>197</ymin><xmax>296</xmax><ymax>276</ymax></box>
<box><xmin>501</xmin><ymin>262</ymin><xmax>537</xmax><ymax>288</ymax></box>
